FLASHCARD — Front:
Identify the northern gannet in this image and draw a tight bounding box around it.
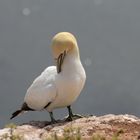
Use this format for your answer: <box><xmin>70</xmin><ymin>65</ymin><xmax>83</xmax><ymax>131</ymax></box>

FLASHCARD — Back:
<box><xmin>10</xmin><ymin>32</ymin><xmax>86</xmax><ymax>123</ymax></box>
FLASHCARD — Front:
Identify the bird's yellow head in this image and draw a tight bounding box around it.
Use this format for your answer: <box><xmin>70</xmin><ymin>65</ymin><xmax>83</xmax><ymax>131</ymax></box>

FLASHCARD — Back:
<box><xmin>51</xmin><ymin>32</ymin><xmax>78</xmax><ymax>59</ymax></box>
<box><xmin>51</xmin><ymin>32</ymin><xmax>79</xmax><ymax>73</ymax></box>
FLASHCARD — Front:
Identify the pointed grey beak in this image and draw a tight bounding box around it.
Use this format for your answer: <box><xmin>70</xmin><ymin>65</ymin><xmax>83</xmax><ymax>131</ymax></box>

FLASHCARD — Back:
<box><xmin>56</xmin><ymin>51</ymin><xmax>66</xmax><ymax>73</ymax></box>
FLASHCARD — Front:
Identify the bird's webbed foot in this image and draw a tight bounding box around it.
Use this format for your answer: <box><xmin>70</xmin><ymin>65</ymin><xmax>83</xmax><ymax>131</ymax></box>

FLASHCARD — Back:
<box><xmin>72</xmin><ymin>114</ymin><xmax>84</xmax><ymax>118</ymax></box>
<box><xmin>49</xmin><ymin>112</ymin><xmax>58</xmax><ymax>124</ymax></box>
<box><xmin>51</xmin><ymin>118</ymin><xmax>58</xmax><ymax>124</ymax></box>
<box><xmin>65</xmin><ymin>114</ymin><xmax>84</xmax><ymax>121</ymax></box>
<box><xmin>65</xmin><ymin>106</ymin><xmax>84</xmax><ymax>122</ymax></box>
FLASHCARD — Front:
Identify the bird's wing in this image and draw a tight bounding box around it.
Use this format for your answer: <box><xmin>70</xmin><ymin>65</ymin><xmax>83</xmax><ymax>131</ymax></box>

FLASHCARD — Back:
<box><xmin>24</xmin><ymin>66</ymin><xmax>58</xmax><ymax>110</ymax></box>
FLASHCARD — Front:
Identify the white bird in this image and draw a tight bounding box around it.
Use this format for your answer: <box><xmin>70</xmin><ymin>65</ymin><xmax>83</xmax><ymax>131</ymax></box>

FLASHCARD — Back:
<box><xmin>10</xmin><ymin>32</ymin><xmax>86</xmax><ymax>123</ymax></box>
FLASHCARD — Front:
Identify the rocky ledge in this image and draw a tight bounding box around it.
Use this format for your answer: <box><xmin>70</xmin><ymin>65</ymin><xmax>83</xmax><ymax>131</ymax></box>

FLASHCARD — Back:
<box><xmin>0</xmin><ymin>114</ymin><xmax>140</xmax><ymax>140</ymax></box>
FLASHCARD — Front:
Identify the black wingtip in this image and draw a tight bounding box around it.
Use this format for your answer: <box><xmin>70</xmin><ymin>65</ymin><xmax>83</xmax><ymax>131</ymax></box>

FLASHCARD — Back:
<box><xmin>10</xmin><ymin>102</ymin><xmax>34</xmax><ymax>120</ymax></box>
<box><xmin>10</xmin><ymin>110</ymin><xmax>22</xmax><ymax>120</ymax></box>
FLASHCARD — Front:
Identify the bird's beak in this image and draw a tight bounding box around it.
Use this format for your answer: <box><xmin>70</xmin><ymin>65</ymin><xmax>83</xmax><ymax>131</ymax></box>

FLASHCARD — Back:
<box><xmin>56</xmin><ymin>51</ymin><xmax>66</xmax><ymax>73</ymax></box>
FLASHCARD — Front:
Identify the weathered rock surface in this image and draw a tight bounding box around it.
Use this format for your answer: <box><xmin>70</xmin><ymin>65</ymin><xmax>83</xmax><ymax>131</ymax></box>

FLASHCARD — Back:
<box><xmin>1</xmin><ymin>114</ymin><xmax>140</xmax><ymax>140</ymax></box>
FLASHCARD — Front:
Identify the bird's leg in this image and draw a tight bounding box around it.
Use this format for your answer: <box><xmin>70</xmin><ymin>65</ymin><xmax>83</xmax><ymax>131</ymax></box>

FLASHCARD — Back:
<box><xmin>66</xmin><ymin>105</ymin><xmax>73</xmax><ymax>121</ymax></box>
<box><xmin>49</xmin><ymin>112</ymin><xmax>57</xmax><ymax>124</ymax></box>
<box><xmin>65</xmin><ymin>106</ymin><xmax>84</xmax><ymax>121</ymax></box>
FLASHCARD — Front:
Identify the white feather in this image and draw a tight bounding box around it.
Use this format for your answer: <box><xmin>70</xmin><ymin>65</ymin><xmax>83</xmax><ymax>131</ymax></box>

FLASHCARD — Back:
<box><xmin>24</xmin><ymin>51</ymin><xmax>86</xmax><ymax>112</ymax></box>
<box><xmin>24</xmin><ymin>32</ymin><xmax>86</xmax><ymax>113</ymax></box>
<box><xmin>24</xmin><ymin>66</ymin><xmax>57</xmax><ymax>110</ymax></box>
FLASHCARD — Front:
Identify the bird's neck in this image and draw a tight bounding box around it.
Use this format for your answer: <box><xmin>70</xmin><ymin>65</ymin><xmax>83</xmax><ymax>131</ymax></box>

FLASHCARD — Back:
<box><xmin>68</xmin><ymin>47</ymin><xmax>80</xmax><ymax>60</ymax></box>
<box><xmin>61</xmin><ymin>48</ymin><xmax>83</xmax><ymax>73</ymax></box>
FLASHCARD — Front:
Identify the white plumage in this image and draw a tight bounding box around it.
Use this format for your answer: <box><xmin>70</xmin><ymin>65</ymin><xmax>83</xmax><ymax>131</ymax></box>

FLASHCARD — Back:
<box><xmin>24</xmin><ymin>46</ymin><xmax>86</xmax><ymax>112</ymax></box>
<box><xmin>11</xmin><ymin>32</ymin><xmax>86</xmax><ymax>122</ymax></box>
<box><xmin>24</xmin><ymin>66</ymin><xmax>57</xmax><ymax>111</ymax></box>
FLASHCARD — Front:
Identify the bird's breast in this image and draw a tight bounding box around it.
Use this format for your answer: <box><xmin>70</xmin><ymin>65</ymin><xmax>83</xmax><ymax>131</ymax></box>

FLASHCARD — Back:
<box><xmin>52</xmin><ymin>67</ymin><xmax>86</xmax><ymax>108</ymax></box>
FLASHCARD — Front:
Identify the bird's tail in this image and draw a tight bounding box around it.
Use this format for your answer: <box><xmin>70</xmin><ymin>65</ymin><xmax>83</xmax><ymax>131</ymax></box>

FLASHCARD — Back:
<box><xmin>10</xmin><ymin>110</ymin><xmax>24</xmax><ymax>119</ymax></box>
<box><xmin>10</xmin><ymin>102</ymin><xmax>34</xmax><ymax>119</ymax></box>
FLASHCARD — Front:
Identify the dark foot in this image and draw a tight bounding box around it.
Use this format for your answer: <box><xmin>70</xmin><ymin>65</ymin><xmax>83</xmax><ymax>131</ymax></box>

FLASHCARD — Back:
<box><xmin>65</xmin><ymin>115</ymin><xmax>73</xmax><ymax>121</ymax></box>
<box><xmin>49</xmin><ymin>112</ymin><xmax>58</xmax><ymax>124</ymax></box>
<box><xmin>51</xmin><ymin>119</ymin><xmax>58</xmax><ymax>124</ymax></box>
<box><xmin>44</xmin><ymin>119</ymin><xmax>58</xmax><ymax>126</ymax></box>
<box><xmin>65</xmin><ymin>114</ymin><xmax>84</xmax><ymax>122</ymax></box>
<box><xmin>66</xmin><ymin>106</ymin><xmax>84</xmax><ymax>122</ymax></box>
<box><xmin>72</xmin><ymin>114</ymin><xmax>84</xmax><ymax>118</ymax></box>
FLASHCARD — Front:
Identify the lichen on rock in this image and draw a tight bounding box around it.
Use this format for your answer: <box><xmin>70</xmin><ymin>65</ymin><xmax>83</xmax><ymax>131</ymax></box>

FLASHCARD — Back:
<box><xmin>1</xmin><ymin>114</ymin><xmax>140</xmax><ymax>140</ymax></box>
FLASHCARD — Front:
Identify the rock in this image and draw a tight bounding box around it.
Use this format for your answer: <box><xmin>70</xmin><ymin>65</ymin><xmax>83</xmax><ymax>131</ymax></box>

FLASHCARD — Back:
<box><xmin>1</xmin><ymin>114</ymin><xmax>140</xmax><ymax>140</ymax></box>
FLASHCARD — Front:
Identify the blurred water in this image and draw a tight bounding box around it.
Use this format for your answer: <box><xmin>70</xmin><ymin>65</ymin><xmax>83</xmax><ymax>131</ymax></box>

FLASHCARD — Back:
<box><xmin>0</xmin><ymin>0</ymin><xmax>140</xmax><ymax>128</ymax></box>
